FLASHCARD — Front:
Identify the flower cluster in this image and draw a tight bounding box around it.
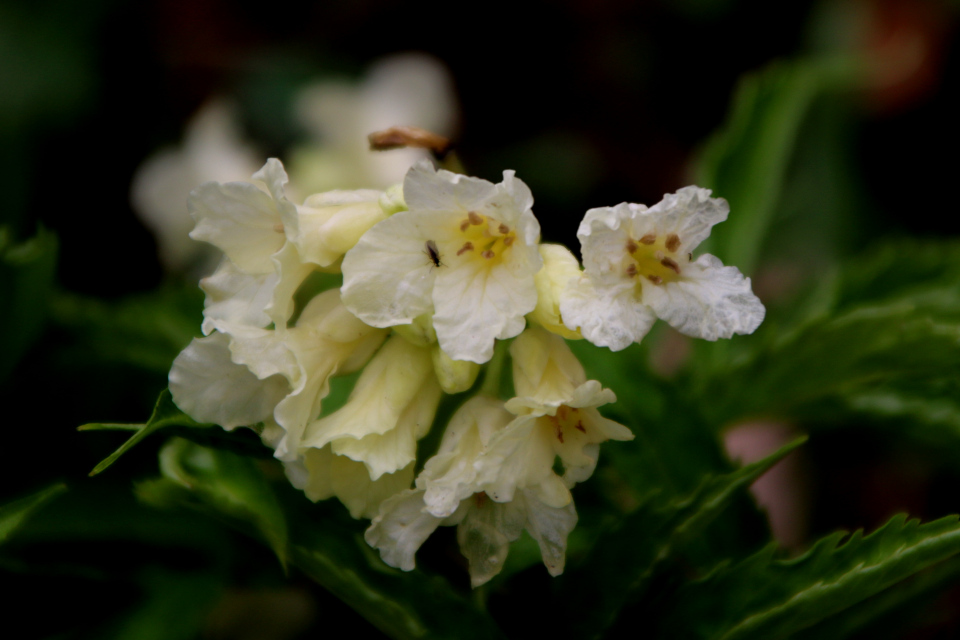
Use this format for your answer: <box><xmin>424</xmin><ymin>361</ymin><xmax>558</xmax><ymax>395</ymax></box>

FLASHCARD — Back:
<box><xmin>169</xmin><ymin>156</ymin><xmax>764</xmax><ymax>586</ymax></box>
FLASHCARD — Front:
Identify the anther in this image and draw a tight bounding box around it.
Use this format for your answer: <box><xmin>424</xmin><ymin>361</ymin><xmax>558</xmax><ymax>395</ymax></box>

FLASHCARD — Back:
<box><xmin>468</xmin><ymin>211</ymin><xmax>483</xmax><ymax>225</ymax></box>
<box><xmin>457</xmin><ymin>242</ymin><xmax>474</xmax><ymax>256</ymax></box>
<box><xmin>556</xmin><ymin>424</ymin><xmax>564</xmax><ymax>443</ymax></box>
<box><xmin>640</xmin><ymin>233</ymin><xmax>656</xmax><ymax>245</ymax></box>
<box><xmin>665</xmin><ymin>234</ymin><xmax>681</xmax><ymax>252</ymax></box>
<box><xmin>575</xmin><ymin>421</ymin><xmax>586</xmax><ymax>433</ymax></box>
<box><xmin>273</xmin><ymin>223</ymin><xmax>285</xmax><ymax>233</ymax></box>
<box><xmin>460</xmin><ymin>220</ymin><xmax>470</xmax><ymax>232</ymax></box>
<box><xmin>503</xmin><ymin>236</ymin><xmax>515</xmax><ymax>246</ymax></box>
<box><xmin>660</xmin><ymin>257</ymin><xmax>681</xmax><ymax>273</ymax></box>
<box><xmin>646</xmin><ymin>275</ymin><xmax>663</xmax><ymax>285</ymax></box>
<box><xmin>626</xmin><ymin>239</ymin><xmax>638</xmax><ymax>253</ymax></box>
<box><xmin>481</xmin><ymin>250</ymin><xmax>495</xmax><ymax>259</ymax></box>
<box><xmin>498</xmin><ymin>223</ymin><xmax>509</xmax><ymax>235</ymax></box>
<box><xmin>625</xmin><ymin>263</ymin><xmax>638</xmax><ymax>277</ymax></box>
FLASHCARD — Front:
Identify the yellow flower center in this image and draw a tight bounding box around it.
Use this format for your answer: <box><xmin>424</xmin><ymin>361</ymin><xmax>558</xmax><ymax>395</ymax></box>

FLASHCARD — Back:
<box><xmin>452</xmin><ymin>211</ymin><xmax>516</xmax><ymax>265</ymax></box>
<box><xmin>545</xmin><ymin>405</ymin><xmax>585</xmax><ymax>444</ymax></box>
<box><xmin>623</xmin><ymin>232</ymin><xmax>685</xmax><ymax>286</ymax></box>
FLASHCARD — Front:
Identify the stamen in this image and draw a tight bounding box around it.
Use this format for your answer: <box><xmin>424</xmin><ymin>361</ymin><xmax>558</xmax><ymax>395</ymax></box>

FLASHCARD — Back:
<box><xmin>498</xmin><ymin>223</ymin><xmax>510</xmax><ymax>235</ymax></box>
<box><xmin>503</xmin><ymin>236</ymin><xmax>515</xmax><ymax>246</ymax></box>
<box><xmin>640</xmin><ymin>233</ymin><xmax>656</xmax><ymax>245</ymax></box>
<box><xmin>665</xmin><ymin>234</ymin><xmax>681</xmax><ymax>252</ymax></box>
<box><xmin>457</xmin><ymin>242</ymin><xmax>474</xmax><ymax>256</ymax></box>
<box><xmin>468</xmin><ymin>211</ymin><xmax>483</xmax><ymax>225</ymax></box>
<box><xmin>556</xmin><ymin>424</ymin><xmax>564</xmax><ymax>443</ymax></box>
<box><xmin>625</xmin><ymin>263</ymin><xmax>637</xmax><ymax>277</ymax></box>
<box><xmin>660</xmin><ymin>257</ymin><xmax>681</xmax><ymax>273</ymax></box>
<box><xmin>460</xmin><ymin>220</ymin><xmax>470</xmax><ymax>232</ymax></box>
<box><xmin>273</xmin><ymin>223</ymin><xmax>285</xmax><ymax>233</ymax></box>
<box><xmin>575</xmin><ymin>421</ymin><xmax>586</xmax><ymax>433</ymax></box>
<box><xmin>626</xmin><ymin>239</ymin><xmax>638</xmax><ymax>253</ymax></box>
<box><xmin>646</xmin><ymin>275</ymin><xmax>663</xmax><ymax>285</ymax></box>
<box><xmin>481</xmin><ymin>250</ymin><xmax>495</xmax><ymax>259</ymax></box>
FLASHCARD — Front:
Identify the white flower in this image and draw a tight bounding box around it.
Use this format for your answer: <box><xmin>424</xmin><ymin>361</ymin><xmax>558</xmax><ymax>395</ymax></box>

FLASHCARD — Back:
<box><xmin>528</xmin><ymin>243</ymin><xmax>583</xmax><ymax>340</ymax></box>
<box><xmin>130</xmin><ymin>99</ymin><xmax>260</xmax><ymax>273</ymax></box>
<box><xmin>341</xmin><ymin>161</ymin><xmax>543</xmax><ymax>364</ymax></box>
<box><xmin>189</xmin><ymin>159</ymin><xmax>313</xmax><ymax>334</ymax></box>
<box><xmin>284</xmin><ymin>446</ymin><xmax>414</xmax><ymax>519</ymax></box>
<box><xmin>560</xmin><ymin>186</ymin><xmax>765</xmax><ymax>350</ymax></box>
<box><xmin>366</xmin><ymin>396</ymin><xmax>579</xmax><ymax>587</ymax></box>
<box><xmin>289</xmin><ymin>53</ymin><xmax>458</xmax><ymax>193</ymax></box>
<box><xmin>300</xmin><ymin>334</ymin><xmax>442</xmax><ymax>480</ymax></box>
<box><xmin>287</xmin><ymin>189</ymin><xmax>389</xmax><ymax>269</ymax></box>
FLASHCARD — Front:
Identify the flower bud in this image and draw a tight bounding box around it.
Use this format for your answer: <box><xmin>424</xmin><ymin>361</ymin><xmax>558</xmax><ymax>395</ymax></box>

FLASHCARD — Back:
<box><xmin>393</xmin><ymin>312</ymin><xmax>437</xmax><ymax>347</ymax></box>
<box><xmin>529</xmin><ymin>243</ymin><xmax>583</xmax><ymax>340</ymax></box>
<box><xmin>379</xmin><ymin>183</ymin><xmax>407</xmax><ymax>215</ymax></box>
<box><xmin>431</xmin><ymin>346</ymin><xmax>481</xmax><ymax>394</ymax></box>
<box><xmin>292</xmin><ymin>190</ymin><xmax>388</xmax><ymax>267</ymax></box>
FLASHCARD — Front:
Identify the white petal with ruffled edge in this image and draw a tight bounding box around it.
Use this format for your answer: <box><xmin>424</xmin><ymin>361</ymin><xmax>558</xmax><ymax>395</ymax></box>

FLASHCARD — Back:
<box><xmin>169</xmin><ymin>333</ymin><xmax>289</xmax><ymax>429</ymax></box>
<box><xmin>365</xmin><ymin>489</ymin><xmax>445</xmax><ymax>571</ymax></box>
<box><xmin>641</xmin><ymin>254</ymin><xmax>765</xmax><ymax>340</ymax></box>
<box><xmin>560</xmin><ymin>275</ymin><xmax>656</xmax><ymax>351</ymax></box>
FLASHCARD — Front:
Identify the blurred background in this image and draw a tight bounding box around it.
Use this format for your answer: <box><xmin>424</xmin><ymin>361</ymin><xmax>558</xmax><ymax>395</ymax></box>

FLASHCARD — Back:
<box><xmin>1</xmin><ymin>0</ymin><xmax>958</xmax><ymax>637</ymax></box>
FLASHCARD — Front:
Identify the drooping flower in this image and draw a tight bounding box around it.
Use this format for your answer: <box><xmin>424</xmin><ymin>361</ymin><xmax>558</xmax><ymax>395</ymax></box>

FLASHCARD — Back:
<box><xmin>365</xmin><ymin>396</ymin><xmax>578</xmax><ymax>587</ymax></box>
<box><xmin>340</xmin><ymin>160</ymin><xmax>543</xmax><ymax>364</ymax></box>
<box><xmin>300</xmin><ymin>334</ymin><xmax>442</xmax><ymax>480</ymax></box>
<box><xmin>560</xmin><ymin>186</ymin><xmax>765</xmax><ymax>351</ymax></box>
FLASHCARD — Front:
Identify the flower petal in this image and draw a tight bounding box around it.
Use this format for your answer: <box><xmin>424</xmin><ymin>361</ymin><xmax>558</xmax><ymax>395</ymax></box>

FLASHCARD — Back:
<box><xmin>642</xmin><ymin>253</ymin><xmax>765</xmax><ymax>340</ymax></box>
<box><xmin>560</xmin><ymin>275</ymin><xmax>656</xmax><ymax>351</ymax></box>
<box><xmin>516</xmin><ymin>489</ymin><xmax>578</xmax><ymax>577</ymax></box>
<box><xmin>365</xmin><ymin>489</ymin><xmax>443</xmax><ymax>571</ymax></box>
<box><xmin>169</xmin><ymin>333</ymin><xmax>289</xmax><ymax>429</ymax></box>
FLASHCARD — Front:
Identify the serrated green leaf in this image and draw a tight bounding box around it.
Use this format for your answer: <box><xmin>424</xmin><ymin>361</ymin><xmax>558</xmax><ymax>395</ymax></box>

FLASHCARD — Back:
<box><xmin>0</xmin><ymin>226</ymin><xmax>57</xmax><ymax>381</ymax></box>
<box><xmin>84</xmin><ymin>388</ymin><xmax>213</xmax><ymax>476</ymax></box>
<box><xmin>661</xmin><ymin>513</ymin><xmax>960</xmax><ymax>640</ymax></box>
<box><xmin>0</xmin><ymin>483</ymin><xmax>66</xmax><ymax>544</ymax></box>
<box><xmin>559</xmin><ymin>437</ymin><xmax>806</xmax><ymax>639</ymax></box>
<box><xmin>793</xmin><ymin>554</ymin><xmax>960</xmax><ymax>640</ymax></box>
<box><xmin>143</xmin><ymin>437</ymin><xmax>289</xmax><ymax>568</ymax></box>
<box><xmin>694</xmin><ymin>56</ymin><xmax>858</xmax><ymax>275</ymax></box>
<box><xmin>703</xmin><ymin>303</ymin><xmax>960</xmax><ymax>427</ymax></box>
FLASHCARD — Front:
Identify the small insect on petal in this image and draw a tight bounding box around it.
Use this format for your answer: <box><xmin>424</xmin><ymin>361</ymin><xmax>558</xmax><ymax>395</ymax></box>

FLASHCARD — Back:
<box><xmin>424</xmin><ymin>240</ymin><xmax>443</xmax><ymax>267</ymax></box>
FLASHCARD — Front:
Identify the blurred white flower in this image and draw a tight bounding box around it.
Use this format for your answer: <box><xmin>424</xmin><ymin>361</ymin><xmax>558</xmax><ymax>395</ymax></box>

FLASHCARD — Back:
<box><xmin>560</xmin><ymin>187</ymin><xmax>765</xmax><ymax>350</ymax></box>
<box><xmin>131</xmin><ymin>100</ymin><xmax>260</xmax><ymax>273</ymax></box>
<box><xmin>289</xmin><ymin>52</ymin><xmax>458</xmax><ymax>193</ymax></box>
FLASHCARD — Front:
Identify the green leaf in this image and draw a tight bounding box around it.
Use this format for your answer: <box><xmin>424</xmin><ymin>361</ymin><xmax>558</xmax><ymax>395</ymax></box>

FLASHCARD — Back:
<box><xmin>102</xmin><ymin>567</ymin><xmax>224</xmax><ymax>640</ymax></box>
<box><xmin>139</xmin><ymin>440</ymin><xmax>504</xmax><ymax>639</ymax></box>
<box><xmin>50</xmin><ymin>282</ymin><xmax>203</xmax><ymax>374</ymax></box>
<box><xmin>290</xmin><ymin>524</ymin><xmax>505</xmax><ymax>640</ymax></box>
<box><xmin>659</xmin><ymin>513</ymin><xmax>960</xmax><ymax>640</ymax></box>
<box><xmin>559</xmin><ymin>437</ymin><xmax>806</xmax><ymax>639</ymax></box>
<box><xmin>695</xmin><ymin>56</ymin><xmax>859</xmax><ymax>275</ymax></box>
<box><xmin>703</xmin><ymin>303</ymin><xmax>960</xmax><ymax>427</ymax></box>
<box><xmin>0</xmin><ymin>226</ymin><xmax>58</xmax><ymax>381</ymax></box>
<box><xmin>0</xmin><ymin>483</ymin><xmax>66</xmax><ymax>544</ymax></box>
<box><xmin>139</xmin><ymin>437</ymin><xmax>289</xmax><ymax>568</ymax></box>
<box><xmin>793</xmin><ymin>554</ymin><xmax>960</xmax><ymax>640</ymax></box>
<box><xmin>84</xmin><ymin>389</ymin><xmax>213</xmax><ymax>476</ymax></box>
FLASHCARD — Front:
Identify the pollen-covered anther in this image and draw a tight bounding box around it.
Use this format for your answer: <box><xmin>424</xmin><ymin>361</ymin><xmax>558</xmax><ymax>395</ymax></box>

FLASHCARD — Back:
<box><xmin>457</xmin><ymin>242</ymin><xmax>475</xmax><ymax>256</ymax></box>
<box><xmin>647</xmin><ymin>274</ymin><xmax>663</xmax><ymax>285</ymax></box>
<box><xmin>665</xmin><ymin>233</ymin><xmax>681</xmax><ymax>252</ymax></box>
<box><xmin>660</xmin><ymin>257</ymin><xmax>681</xmax><ymax>274</ymax></box>
<box><xmin>468</xmin><ymin>211</ymin><xmax>483</xmax><ymax>225</ymax></box>
<box><xmin>481</xmin><ymin>250</ymin><xmax>496</xmax><ymax>259</ymax></box>
<box><xmin>640</xmin><ymin>233</ymin><xmax>656</xmax><ymax>245</ymax></box>
<box><xmin>460</xmin><ymin>220</ymin><xmax>470</xmax><ymax>232</ymax></box>
<box><xmin>503</xmin><ymin>236</ymin><xmax>515</xmax><ymax>247</ymax></box>
<box><xmin>626</xmin><ymin>239</ymin><xmax>638</xmax><ymax>254</ymax></box>
<box><xmin>498</xmin><ymin>223</ymin><xmax>510</xmax><ymax>234</ymax></box>
<box><xmin>625</xmin><ymin>263</ymin><xmax>638</xmax><ymax>277</ymax></box>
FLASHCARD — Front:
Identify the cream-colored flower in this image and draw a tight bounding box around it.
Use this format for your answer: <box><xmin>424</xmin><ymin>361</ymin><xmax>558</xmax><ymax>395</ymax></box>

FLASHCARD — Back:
<box><xmin>560</xmin><ymin>187</ymin><xmax>765</xmax><ymax>350</ymax></box>
<box><xmin>300</xmin><ymin>334</ymin><xmax>441</xmax><ymax>480</ymax></box>
<box><xmin>341</xmin><ymin>161</ymin><xmax>543</xmax><ymax>364</ymax></box>
<box><xmin>284</xmin><ymin>446</ymin><xmax>414</xmax><ymax>519</ymax></box>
